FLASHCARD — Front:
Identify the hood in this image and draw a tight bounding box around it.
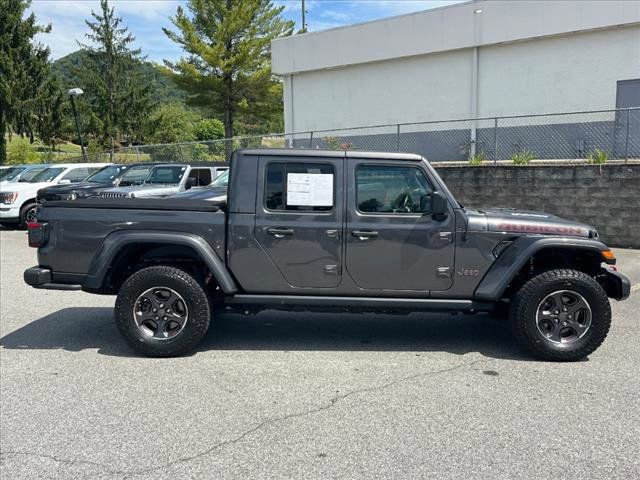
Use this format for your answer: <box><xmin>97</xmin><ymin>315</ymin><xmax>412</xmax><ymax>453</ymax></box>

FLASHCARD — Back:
<box><xmin>0</xmin><ymin>181</ymin><xmax>52</xmax><ymax>193</ymax></box>
<box><xmin>100</xmin><ymin>184</ymin><xmax>180</xmax><ymax>198</ymax></box>
<box><xmin>170</xmin><ymin>186</ymin><xmax>227</xmax><ymax>201</ymax></box>
<box><xmin>39</xmin><ymin>182</ymin><xmax>102</xmax><ymax>195</ymax></box>
<box><xmin>466</xmin><ymin>207</ymin><xmax>595</xmax><ymax>238</ymax></box>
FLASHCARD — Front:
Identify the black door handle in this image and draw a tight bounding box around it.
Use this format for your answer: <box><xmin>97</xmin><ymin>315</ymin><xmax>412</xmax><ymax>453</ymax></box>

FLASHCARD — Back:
<box><xmin>352</xmin><ymin>230</ymin><xmax>378</xmax><ymax>240</ymax></box>
<box><xmin>267</xmin><ymin>227</ymin><xmax>294</xmax><ymax>238</ymax></box>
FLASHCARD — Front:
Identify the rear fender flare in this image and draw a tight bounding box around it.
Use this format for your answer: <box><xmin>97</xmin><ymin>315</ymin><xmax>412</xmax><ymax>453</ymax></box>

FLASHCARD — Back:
<box><xmin>474</xmin><ymin>236</ymin><xmax>608</xmax><ymax>301</ymax></box>
<box><xmin>84</xmin><ymin>230</ymin><xmax>237</xmax><ymax>294</ymax></box>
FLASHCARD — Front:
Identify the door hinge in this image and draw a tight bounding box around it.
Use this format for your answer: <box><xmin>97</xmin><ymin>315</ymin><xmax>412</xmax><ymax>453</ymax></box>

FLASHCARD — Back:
<box><xmin>436</xmin><ymin>266</ymin><xmax>452</xmax><ymax>278</ymax></box>
<box><xmin>324</xmin><ymin>264</ymin><xmax>340</xmax><ymax>275</ymax></box>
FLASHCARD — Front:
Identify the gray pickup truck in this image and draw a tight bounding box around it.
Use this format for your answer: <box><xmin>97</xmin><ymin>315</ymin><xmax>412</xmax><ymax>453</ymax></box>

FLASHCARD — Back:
<box><xmin>24</xmin><ymin>149</ymin><xmax>630</xmax><ymax>360</ymax></box>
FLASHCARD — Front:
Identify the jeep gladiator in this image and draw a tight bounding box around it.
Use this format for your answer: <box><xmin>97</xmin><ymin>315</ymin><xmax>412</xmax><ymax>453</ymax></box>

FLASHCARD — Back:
<box><xmin>24</xmin><ymin>149</ymin><xmax>630</xmax><ymax>360</ymax></box>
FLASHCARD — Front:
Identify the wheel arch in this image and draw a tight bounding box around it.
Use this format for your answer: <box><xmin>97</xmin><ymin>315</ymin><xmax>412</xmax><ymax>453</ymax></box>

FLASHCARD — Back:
<box><xmin>474</xmin><ymin>237</ymin><xmax>610</xmax><ymax>301</ymax></box>
<box><xmin>83</xmin><ymin>230</ymin><xmax>237</xmax><ymax>294</ymax></box>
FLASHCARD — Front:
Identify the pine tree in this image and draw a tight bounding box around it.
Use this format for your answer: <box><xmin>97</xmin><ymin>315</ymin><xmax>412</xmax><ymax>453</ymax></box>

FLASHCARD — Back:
<box><xmin>163</xmin><ymin>0</ymin><xmax>294</xmax><ymax>140</ymax></box>
<box><xmin>0</xmin><ymin>0</ymin><xmax>57</xmax><ymax>163</ymax></box>
<box><xmin>76</xmin><ymin>0</ymin><xmax>152</xmax><ymax>152</ymax></box>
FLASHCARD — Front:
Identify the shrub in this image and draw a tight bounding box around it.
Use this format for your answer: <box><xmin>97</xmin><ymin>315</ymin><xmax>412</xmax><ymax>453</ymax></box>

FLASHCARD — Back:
<box><xmin>468</xmin><ymin>151</ymin><xmax>486</xmax><ymax>166</ymax></box>
<box><xmin>511</xmin><ymin>150</ymin><xmax>535</xmax><ymax>165</ymax></box>
<box><xmin>587</xmin><ymin>148</ymin><xmax>609</xmax><ymax>164</ymax></box>
<box><xmin>323</xmin><ymin>136</ymin><xmax>353</xmax><ymax>150</ymax></box>
<box><xmin>6</xmin><ymin>136</ymin><xmax>40</xmax><ymax>164</ymax></box>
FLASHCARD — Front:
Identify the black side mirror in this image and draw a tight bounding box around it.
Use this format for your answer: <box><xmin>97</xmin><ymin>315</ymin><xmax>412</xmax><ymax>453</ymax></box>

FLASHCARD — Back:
<box><xmin>185</xmin><ymin>177</ymin><xmax>197</xmax><ymax>190</ymax></box>
<box><xmin>421</xmin><ymin>191</ymin><xmax>448</xmax><ymax>218</ymax></box>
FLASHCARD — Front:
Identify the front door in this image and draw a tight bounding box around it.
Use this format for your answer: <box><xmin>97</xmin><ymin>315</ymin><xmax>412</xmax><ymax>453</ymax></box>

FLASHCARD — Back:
<box><xmin>254</xmin><ymin>157</ymin><xmax>343</xmax><ymax>288</ymax></box>
<box><xmin>345</xmin><ymin>161</ymin><xmax>455</xmax><ymax>292</ymax></box>
<box><xmin>614</xmin><ymin>79</ymin><xmax>640</xmax><ymax>158</ymax></box>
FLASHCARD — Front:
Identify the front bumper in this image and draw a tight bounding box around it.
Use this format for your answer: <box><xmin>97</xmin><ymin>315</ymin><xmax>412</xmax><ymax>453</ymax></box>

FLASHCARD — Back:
<box><xmin>24</xmin><ymin>266</ymin><xmax>82</xmax><ymax>291</ymax></box>
<box><xmin>0</xmin><ymin>205</ymin><xmax>20</xmax><ymax>221</ymax></box>
<box><xmin>600</xmin><ymin>269</ymin><xmax>631</xmax><ymax>301</ymax></box>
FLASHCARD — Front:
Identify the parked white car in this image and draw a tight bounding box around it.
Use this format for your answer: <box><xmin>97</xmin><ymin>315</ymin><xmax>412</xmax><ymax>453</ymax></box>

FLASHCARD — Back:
<box><xmin>0</xmin><ymin>164</ymin><xmax>50</xmax><ymax>185</ymax></box>
<box><xmin>0</xmin><ymin>163</ymin><xmax>109</xmax><ymax>227</ymax></box>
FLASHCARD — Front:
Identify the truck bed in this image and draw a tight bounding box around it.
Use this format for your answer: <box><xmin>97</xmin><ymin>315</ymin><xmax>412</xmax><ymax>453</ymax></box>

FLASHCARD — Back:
<box><xmin>35</xmin><ymin>198</ymin><xmax>227</xmax><ymax>277</ymax></box>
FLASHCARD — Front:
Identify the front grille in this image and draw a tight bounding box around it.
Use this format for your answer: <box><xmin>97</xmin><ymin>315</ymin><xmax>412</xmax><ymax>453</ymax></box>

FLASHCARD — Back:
<box><xmin>99</xmin><ymin>192</ymin><xmax>128</xmax><ymax>199</ymax></box>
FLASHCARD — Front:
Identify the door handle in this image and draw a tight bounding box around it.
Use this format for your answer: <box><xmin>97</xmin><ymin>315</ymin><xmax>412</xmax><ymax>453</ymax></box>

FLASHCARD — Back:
<box><xmin>267</xmin><ymin>227</ymin><xmax>294</xmax><ymax>238</ymax></box>
<box><xmin>352</xmin><ymin>230</ymin><xmax>378</xmax><ymax>240</ymax></box>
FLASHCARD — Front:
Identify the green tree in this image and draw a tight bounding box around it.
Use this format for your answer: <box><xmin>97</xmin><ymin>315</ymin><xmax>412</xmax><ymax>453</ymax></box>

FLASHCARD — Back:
<box><xmin>193</xmin><ymin>118</ymin><xmax>225</xmax><ymax>141</ymax></box>
<box><xmin>76</xmin><ymin>0</ymin><xmax>152</xmax><ymax>152</ymax></box>
<box><xmin>143</xmin><ymin>103</ymin><xmax>199</xmax><ymax>144</ymax></box>
<box><xmin>0</xmin><ymin>0</ymin><xmax>59</xmax><ymax>163</ymax></box>
<box><xmin>163</xmin><ymin>0</ymin><xmax>294</xmax><ymax>140</ymax></box>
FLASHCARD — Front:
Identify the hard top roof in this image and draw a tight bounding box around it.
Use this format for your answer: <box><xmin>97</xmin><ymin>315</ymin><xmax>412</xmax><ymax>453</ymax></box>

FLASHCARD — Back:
<box><xmin>237</xmin><ymin>148</ymin><xmax>424</xmax><ymax>162</ymax></box>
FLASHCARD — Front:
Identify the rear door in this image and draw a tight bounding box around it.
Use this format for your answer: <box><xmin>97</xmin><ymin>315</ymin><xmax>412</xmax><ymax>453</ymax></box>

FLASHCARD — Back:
<box><xmin>345</xmin><ymin>159</ymin><xmax>455</xmax><ymax>292</ymax></box>
<box><xmin>254</xmin><ymin>157</ymin><xmax>343</xmax><ymax>288</ymax></box>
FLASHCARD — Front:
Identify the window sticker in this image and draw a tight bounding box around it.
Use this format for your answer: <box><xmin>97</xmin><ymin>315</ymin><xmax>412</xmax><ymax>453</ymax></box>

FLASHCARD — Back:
<box><xmin>286</xmin><ymin>173</ymin><xmax>333</xmax><ymax>206</ymax></box>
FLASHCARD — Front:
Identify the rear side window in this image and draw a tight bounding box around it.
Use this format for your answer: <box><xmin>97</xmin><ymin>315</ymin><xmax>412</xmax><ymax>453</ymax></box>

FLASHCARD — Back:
<box><xmin>356</xmin><ymin>165</ymin><xmax>433</xmax><ymax>214</ymax></box>
<box><xmin>190</xmin><ymin>168</ymin><xmax>212</xmax><ymax>186</ymax></box>
<box><xmin>265</xmin><ymin>162</ymin><xmax>334</xmax><ymax>212</ymax></box>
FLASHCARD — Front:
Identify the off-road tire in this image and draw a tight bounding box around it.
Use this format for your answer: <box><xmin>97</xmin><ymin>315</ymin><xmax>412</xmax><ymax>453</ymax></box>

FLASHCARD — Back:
<box><xmin>115</xmin><ymin>266</ymin><xmax>211</xmax><ymax>357</ymax></box>
<box><xmin>510</xmin><ymin>269</ymin><xmax>611</xmax><ymax>362</ymax></box>
<box><xmin>19</xmin><ymin>202</ymin><xmax>38</xmax><ymax>228</ymax></box>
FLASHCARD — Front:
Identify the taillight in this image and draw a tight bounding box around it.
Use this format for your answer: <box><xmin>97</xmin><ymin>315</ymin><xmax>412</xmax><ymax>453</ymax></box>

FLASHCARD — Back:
<box><xmin>27</xmin><ymin>221</ymin><xmax>47</xmax><ymax>248</ymax></box>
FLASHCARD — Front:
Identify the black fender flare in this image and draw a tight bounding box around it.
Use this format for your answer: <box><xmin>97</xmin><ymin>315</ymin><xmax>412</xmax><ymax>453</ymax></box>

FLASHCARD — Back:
<box><xmin>474</xmin><ymin>236</ymin><xmax>609</xmax><ymax>301</ymax></box>
<box><xmin>83</xmin><ymin>230</ymin><xmax>238</xmax><ymax>294</ymax></box>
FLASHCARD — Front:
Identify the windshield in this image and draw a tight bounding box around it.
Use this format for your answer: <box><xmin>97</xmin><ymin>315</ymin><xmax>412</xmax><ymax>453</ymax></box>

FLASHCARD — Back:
<box><xmin>19</xmin><ymin>167</ymin><xmax>48</xmax><ymax>182</ymax></box>
<box><xmin>118</xmin><ymin>165</ymin><xmax>154</xmax><ymax>186</ymax></box>
<box><xmin>0</xmin><ymin>166</ymin><xmax>27</xmax><ymax>181</ymax></box>
<box><xmin>211</xmin><ymin>169</ymin><xmax>229</xmax><ymax>187</ymax></box>
<box><xmin>85</xmin><ymin>165</ymin><xmax>123</xmax><ymax>183</ymax></box>
<box><xmin>144</xmin><ymin>166</ymin><xmax>187</xmax><ymax>185</ymax></box>
<box><xmin>29</xmin><ymin>167</ymin><xmax>65</xmax><ymax>183</ymax></box>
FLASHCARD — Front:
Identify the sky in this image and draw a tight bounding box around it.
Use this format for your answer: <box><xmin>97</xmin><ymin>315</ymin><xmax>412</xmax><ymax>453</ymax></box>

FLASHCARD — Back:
<box><xmin>28</xmin><ymin>0</ymin><xmax>464</xmax><ymax>63</ymax></box>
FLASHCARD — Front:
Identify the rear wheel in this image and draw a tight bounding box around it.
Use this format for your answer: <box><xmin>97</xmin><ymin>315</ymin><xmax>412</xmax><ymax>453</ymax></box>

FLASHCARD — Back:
<box><xmin>114</xmin><ymin>266</ymin><xmax>211</xmax><ymax>357</ymax></box>
<box><xmin>510</xmin><ymin>269</ymin><xmax>611</xmax><ymax>361</ymax></box>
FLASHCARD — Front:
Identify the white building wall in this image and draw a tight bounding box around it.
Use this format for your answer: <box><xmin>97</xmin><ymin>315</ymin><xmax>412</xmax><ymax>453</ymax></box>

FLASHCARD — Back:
<box><xmin>283</xmin><ymin>25</ymin><xmax>640</xmax><ymax>133</ymax></box>
<box><xmin>478</xmin><ymin>26</ymin><xmax>640</xmax><ymax>118</ymax></box>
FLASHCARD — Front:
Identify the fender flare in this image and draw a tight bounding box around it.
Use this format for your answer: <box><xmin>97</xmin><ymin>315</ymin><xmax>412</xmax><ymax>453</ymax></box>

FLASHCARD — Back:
<box><xmin>474</xmin><ymin>236</ymin><xmax>608</xmax><ymax>301</ymax></box>
<box><xmin>83</xmin><ymin>230</ymin><xmax>238</xmax><ymax>294</ymax></box>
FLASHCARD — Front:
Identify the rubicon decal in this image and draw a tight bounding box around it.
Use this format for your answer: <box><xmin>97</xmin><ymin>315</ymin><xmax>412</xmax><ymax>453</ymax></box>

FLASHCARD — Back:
<box><xmin>496</xmin><ymin>223</ymin><xmax>586</xmax><ymax>236</ymax></box>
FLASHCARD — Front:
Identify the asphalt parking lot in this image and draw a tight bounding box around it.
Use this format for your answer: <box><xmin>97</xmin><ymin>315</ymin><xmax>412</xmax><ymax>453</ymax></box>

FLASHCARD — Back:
<box><xmin>1</xmin><ymin>227</ymin><xmax>639</xmax><ymax>480</ymax></box>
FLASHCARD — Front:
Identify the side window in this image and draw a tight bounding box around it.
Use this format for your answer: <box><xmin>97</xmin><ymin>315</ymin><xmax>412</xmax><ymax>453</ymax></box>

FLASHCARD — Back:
<box><xmin>265</xmin><ymin>162</ymin><xmax>334</xmax><ymax>212</ymax></box>
<box><xmin>356</xmin><ymin>165</ymin><xmax>434</xmax><ymax>214</ymax></box>
<box><xmin>191</xmin><ymin>168</ymin><xmax>212</xmax><ymax>186</ymax></box>
<box><xmin>62</xmin><ymin>167</ymin><xmax>91</xmax><ymax>182</ymax></box>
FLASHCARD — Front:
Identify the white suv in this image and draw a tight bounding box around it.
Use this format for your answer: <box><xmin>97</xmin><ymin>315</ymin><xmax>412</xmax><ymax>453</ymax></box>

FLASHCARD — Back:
<box><xmin>0</xmin><ymin>163</ymin><xmax>109</xmax><ymax>227</ymax></box>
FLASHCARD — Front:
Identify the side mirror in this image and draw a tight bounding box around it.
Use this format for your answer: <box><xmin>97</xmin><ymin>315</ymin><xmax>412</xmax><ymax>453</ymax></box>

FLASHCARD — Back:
<box><xmin>58</xmin><ymin>179</ymin><xmax>71</xmax><ymax>185</ymax></box>
<box><xmin>420</xmin><ymin>191</ymin><xmax>448</xmax><ymax>218</ymax></box>
<box><xmin>431</xmin><ymin>191</ymin><xmax>448</xmax><ymax>219</ymax></box>
<box><xmin>185</xmin><ymin>177</ymin><xmax>197</xmax><ymax>190</ymax></box>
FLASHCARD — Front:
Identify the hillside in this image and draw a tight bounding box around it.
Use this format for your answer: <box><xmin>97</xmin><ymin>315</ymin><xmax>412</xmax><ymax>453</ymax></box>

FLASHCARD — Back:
<box><xmin>52</xmin><ymin>50</ymin><xmax>186</xmax><ymax>105</ymax></box>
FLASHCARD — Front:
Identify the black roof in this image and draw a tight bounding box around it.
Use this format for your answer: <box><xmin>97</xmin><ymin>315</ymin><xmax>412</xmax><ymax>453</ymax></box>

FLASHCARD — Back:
<box><xmin>236</xmin><ymin>148</ymin><xmax>423</xmax><ymax>161</ymax></box>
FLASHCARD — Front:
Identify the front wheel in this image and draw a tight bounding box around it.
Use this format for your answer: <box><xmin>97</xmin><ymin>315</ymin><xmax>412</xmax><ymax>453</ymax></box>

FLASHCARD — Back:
<box><xmin>510</xmin><ymin>269</ymin><xmax>611</xmax><ymax>361</ymax></box>
<box><xmin>19</xmin><ymin>202</ymin><xmax>38</xmax><ymax>228</ymax></box>
<box><xmin>114</xmin><ymin>266</ymin><xmax>211</xmax><ymax>357</ymax></box>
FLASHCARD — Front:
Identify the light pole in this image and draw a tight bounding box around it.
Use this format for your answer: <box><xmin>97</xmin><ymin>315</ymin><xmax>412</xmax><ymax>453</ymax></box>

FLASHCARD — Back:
<box><xmin>68</xmin><ymin>88</ymin><xmax>87</xmax><ymax>161</ymax></box>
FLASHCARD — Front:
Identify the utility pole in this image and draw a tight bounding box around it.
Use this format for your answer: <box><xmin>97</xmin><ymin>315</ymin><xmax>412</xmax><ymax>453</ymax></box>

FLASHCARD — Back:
<box><xmin>301</xmin><ymin>0</ymin><xmax>307</xmax><ymax>33</ymax></box>
<box><xmin>68</xmin><ymin>88</ymin><xmax>87</xmax><ymax>161</ymax></box>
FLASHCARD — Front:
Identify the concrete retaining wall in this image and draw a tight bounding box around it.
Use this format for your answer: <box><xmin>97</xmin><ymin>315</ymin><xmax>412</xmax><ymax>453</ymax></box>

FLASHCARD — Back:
<box><xmin>434</xmin><ymin>163</ymin><xmax>640</xmax><ymax>248</ymax></box>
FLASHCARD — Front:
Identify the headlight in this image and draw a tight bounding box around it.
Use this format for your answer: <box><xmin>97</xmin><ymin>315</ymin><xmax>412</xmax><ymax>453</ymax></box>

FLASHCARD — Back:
<box><xmin>67</xmin><ymin>192</ymin><xmax>78</xmax><ymax>201</ymax></box>
<box><xmin>0</xmin><ymin>192</ymin><xmax>18</xmax><ymax>204</ymax></box>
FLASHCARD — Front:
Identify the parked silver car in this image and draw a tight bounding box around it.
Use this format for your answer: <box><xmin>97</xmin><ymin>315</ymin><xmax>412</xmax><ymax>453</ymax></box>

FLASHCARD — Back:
<box><xmin>98</xmin><ymin>163</ymin><xmax>228</xmax><ymax>198</ymax></box>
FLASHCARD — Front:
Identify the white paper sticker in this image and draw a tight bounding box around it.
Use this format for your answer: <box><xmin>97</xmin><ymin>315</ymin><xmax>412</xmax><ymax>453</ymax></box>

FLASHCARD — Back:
<box><xmin>286</xmin><ymin>173</ymin><xmax>333</xmax><ymax>206</ymax></box>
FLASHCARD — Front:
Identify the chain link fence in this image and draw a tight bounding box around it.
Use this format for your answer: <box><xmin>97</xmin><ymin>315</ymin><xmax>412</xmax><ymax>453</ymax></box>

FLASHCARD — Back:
<box><xmin>63</xmin><ymin>107</ymin><xmax>640</xmax><ymax>164</ymax></box>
